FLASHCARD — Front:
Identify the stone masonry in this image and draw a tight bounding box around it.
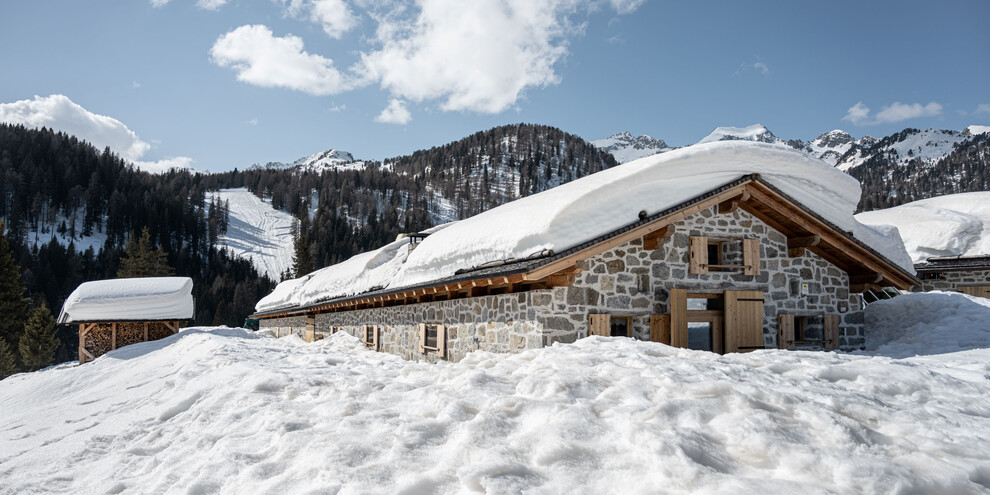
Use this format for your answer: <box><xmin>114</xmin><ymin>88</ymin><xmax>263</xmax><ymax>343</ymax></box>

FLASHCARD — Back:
<box><xmin>916</xmin><ymin>268</ymin><xmax>990</xmax><ymax>292</ymax></box>
<box><xmin>260</xmin><ymin>204</ymin><xmax>868</xmax><ymax>361</ymax></box>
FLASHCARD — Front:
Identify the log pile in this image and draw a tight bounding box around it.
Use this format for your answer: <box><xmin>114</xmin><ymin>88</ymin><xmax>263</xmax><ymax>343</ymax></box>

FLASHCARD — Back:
<box><xmin>79</xmin><ymin>321</ymin><xmax>181</xmax><ymax>363</ymax></box>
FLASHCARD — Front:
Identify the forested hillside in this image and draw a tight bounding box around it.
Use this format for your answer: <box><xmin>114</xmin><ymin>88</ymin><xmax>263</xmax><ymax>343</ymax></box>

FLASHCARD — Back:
<box><xmin>0</xmin><ymin>124</ymin><xmax>273</xmax><ymax>363</ymax></box>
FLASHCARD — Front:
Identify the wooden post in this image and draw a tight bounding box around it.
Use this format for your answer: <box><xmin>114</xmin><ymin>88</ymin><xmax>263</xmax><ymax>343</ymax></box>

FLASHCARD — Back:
<box><xmin>144</xmin><ymin>322</ymin><xmax>149</xmax><ymax>342</ymax></box>
<box><xmin>111</xmin><ymin>322</ymin><xmax>117</xmax><ymax>351</ymax></box>
<box><xmin>78</xmin><ymin>323</ymin><xmax>85</xmax><ymax>364</ymax></box>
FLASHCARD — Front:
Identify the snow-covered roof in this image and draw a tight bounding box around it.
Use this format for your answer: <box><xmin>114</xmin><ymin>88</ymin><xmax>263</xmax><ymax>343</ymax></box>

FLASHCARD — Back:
<box><xmin>58</xmin><ymin>277</ymin><xmax>195</xmax><ymax>324</ymax></box>
<box><xmin>856</xmin><ymin>192</ymin><xmax>990</xmax><ymax>264</ymax></box>
<box><xmin>256</xmin><ymin>141</ymin><xmax>914</xmax><ymax>314</ymax></box>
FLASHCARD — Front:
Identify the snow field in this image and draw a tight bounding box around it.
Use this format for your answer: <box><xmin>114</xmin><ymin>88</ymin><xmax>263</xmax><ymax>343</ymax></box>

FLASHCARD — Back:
<box><xmin>4</xmin><ymin>294</ymin><xmax>990</xmax><ymax>494</ymax></box>
<box><xmin>210</xmin><ymin>188</ymin><xmax>296</xmax><ymax>280</ymax></box>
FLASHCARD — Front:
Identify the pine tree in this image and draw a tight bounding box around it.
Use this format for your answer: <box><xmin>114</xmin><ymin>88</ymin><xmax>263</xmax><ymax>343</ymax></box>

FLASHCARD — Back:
<box><xmin>18</xmin><ymin>304</ymin><xmax>57</xmax><ymax>371</ymax></box>
<box><xmin>0</xmin><ymin>221</ymin><xmax>29</xmax><ymax>351</ymax></box>
<box><xmin>117</xmin><ymin>227</ymin><xmax>175</xmax><ymax>278</ymax></box>
<box><xmin>293</xmin><ymin>232</ymin><xmax>314</xmax><ymax>277</ymax></box>
<box><xmin>0</xmin><ymin>339</ymin><xmax>16</xmax><ymax>379</ymax></box>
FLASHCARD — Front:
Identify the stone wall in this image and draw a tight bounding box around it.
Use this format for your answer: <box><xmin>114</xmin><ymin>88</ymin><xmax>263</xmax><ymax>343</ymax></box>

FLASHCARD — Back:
<box><xmin>260</xmin><ymin>204</ymin><xmax>868</xmax><ymax>359</ymax></box>
<box><xmin>552</xmin><ymin>206</ymin><xmax>865</xmax><ymax>349</ymax></box>
<box><xmin>917</xmin><ymin>269</ymin><xmax>990</xmax><ymax>292</ymax></box>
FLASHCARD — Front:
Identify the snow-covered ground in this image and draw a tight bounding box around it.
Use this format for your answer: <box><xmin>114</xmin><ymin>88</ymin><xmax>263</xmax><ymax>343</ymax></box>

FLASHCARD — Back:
<box><xmin>856</xmin><ymin>192</ymin><xmax>990</xmax><ymax>263</ymax></box>
<box><xmin>210</xmin><ymin>188</ymin><xmax>295</xmax><ymax>280</ymax></box>
<box><xmin>4</xmin><ymin>292</ymin><xmax>990</xmax><ymax>494</ymax></box>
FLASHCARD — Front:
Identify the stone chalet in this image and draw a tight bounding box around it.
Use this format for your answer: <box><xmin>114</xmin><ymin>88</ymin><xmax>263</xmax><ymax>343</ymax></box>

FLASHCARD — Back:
<box><xmin>915</xmin><ymin>255</ymin><xmax>990</xmax><ymax>298</ymax></box>
<box><xmin>251</xmin><ymin>143</ymin><xmax>917</xmax><ymax>362</ymax></box>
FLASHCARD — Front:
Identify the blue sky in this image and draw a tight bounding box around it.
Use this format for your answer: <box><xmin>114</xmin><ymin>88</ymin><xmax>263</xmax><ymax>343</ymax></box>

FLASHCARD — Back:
<box><xmin>0</xmin><ymin>0</ymin><xmax>988</xmax><ymax>172</ymax></box>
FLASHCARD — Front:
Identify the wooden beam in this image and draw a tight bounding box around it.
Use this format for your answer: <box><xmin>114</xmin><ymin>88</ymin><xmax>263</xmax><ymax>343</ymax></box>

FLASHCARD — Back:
<box><xmin>788</xmin><ymin>235</ymin><xmax>821</xmax><ymax>249</ymax></box>
<box><xmin>111</xmin><ymin>323</ymin><xmax>117</xmax><ymax>350</ymax></box>
<box><xmin>643</xmin><ymin>225</ymin><xmax>674</xmax><ymax>250</ymax></box>
<box><xmin>851</xmin><ymin>283</ymin><xmax>883</xmax><ymax>293</ymax></box>
<box><xmin>850</xmin><ymin>272</ymin><xmax>884</xmax><ymax>285</ymax></box>
<box><xmin>717</xmin><ymin>190</ymin><xmax>751</xmax><ymax>214</ymax></box>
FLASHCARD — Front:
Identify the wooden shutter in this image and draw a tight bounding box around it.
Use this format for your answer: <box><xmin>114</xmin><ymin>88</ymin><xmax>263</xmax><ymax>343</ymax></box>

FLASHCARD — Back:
<box><xmin>777</xmin><ymin>313</ymin><xmax>795</xmax><ymax>350</ymax></box>
<box><xmin>649</xmin><ymin>314</ymin><xmax>671</xmax><ymax>345</ymax></box>
<box><xmin>589</xmin><ymin>314</ymin><xmax>610</xmax><ymax>337</ymax></box>
<box><xmin>437</xmin><ymin>324</ymin><xmax>447</xmax><ymax>359</ymax></box>
<box><xmin>372</xmin><ymin>325</ymin><xmax>380</xmax><ymax>351</ymax></box>
<box><xmin>823</xmin><ymin>314</ymin><xmax>840</xmax><ymax>350</ymax></box>
<box><xmin>689</xmin><ymin>236</ymin><xmax>709</xmax><ymax>274</ymax></box>
<box><xmin>725</xmin><ymin>290</ymin><xmax>765</xmax><ymax>353</ymax></box>
<box><xmin>669</xmin><ymin>288</ymin><xmax>688</xmax><ymax>348</ymax></box>
<box><xmin>305</xmin><ymin>316</ymin><xmax>316</xmax><ymax>343</ymax></box>
<box><xmin>419</xmin><ymin>323</ymin><xmax>427</xmax><ymax>353</ymax></box>
<box><xmin>743</xmin><ymin>238</ymin><xmax>761</xmax><ymax>276</ymax></box>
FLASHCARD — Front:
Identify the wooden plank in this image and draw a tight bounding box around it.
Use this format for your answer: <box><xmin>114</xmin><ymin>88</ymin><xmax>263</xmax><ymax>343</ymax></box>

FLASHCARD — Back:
<box><xmin>670</xmin><ymin>288</ymin><xmax>688</xmax><ymax>348</ymax></box>
<box><xmin>689</xmin><ymin>236</ymin><xmax>709</xmax><ymax>275</ymax></box>
<box><xmin>588</xmin><ymin>314</ymin><xmax>610</xmax><ymax>337</ymax></box>
<box><xmin>823</xmin><ymin>314</ymin><xmax>840</xmax><ymax>350</ymax></box>
<box><xmin>649</xmin><ymin>314</ymin><xmax>671</xmax><ymax>345</ymax></box>
<box><xmin>419</xmin><ymin>323</ymin><xmax>426</xmax><ymax>353</ymax></box>
<box><xmin>742</xmin><ymin>238</ymin><xmax>760</xmax><ymax>276</ymax></box>
<box><xmin>787</xmin><ymin>235</ymin><xmax>821</xmax><ymax>249</ymax></box>
<box><xmin>725</xmin><ymin>290</ymin><xmax>764</xmax><ymax>353</ymax></box>
<box><xmin>850</xmin><ymin>272</ymin><xmax>883</xmax><ymax>284</ymax></box>
<box><xmin>143</xmin><ymin>322</ymin><xmax>149</xmax><ymax>342</ymax></box>
<box><xmin>712</xmin><ymin>315</ymin><xmax>724</xmax><ymax>355</ymax></box>
<box><xmin>643</xmin><ymin>225</ymin><xmax>674</xmax><ymax>250</ymax></box>
<box><xmin>777</xmin><ymin>313</ymin><xmax>795</xmax><ymax>350</ymax></box>
<box><xmin>111</xmin><ymin>323</ymin><xmax>117</xmax><ymax>351</ymax></box>
<box><xmin>437</xmin><ymin>324</ymin><xmax>447</xmax><ymax>360</ymax></box>
<box><xmin>372</xmin><ymin>325</ymin><xmax>379</xmax><ymax>351</ymax></box>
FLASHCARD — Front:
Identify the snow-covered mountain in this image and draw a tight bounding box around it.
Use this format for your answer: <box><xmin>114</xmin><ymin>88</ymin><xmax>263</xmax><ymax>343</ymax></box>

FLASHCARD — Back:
<box><xmin>697</xmin><ymin>124</ymin><xmax>785</xmax><ymax>145</ymax></box>
<box><xmin>591</xmin><ymin>131</ymin><xmax>670</xmax><ymax>163</ymax></box>
<box><xmin>253</xmin><ymin>148</ymin><xmax>365</xmax><ymax>173</ymax></box>
<box><xmin>835</xmin><ymin>128</ymin><xmax>978</xmax><ymax>172</ymax></box>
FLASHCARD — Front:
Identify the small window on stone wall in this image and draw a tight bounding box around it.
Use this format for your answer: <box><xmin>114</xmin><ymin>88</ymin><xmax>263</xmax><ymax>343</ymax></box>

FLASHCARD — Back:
<box><xmin>922</xmin><ymin>272</ymin><xmax>944</xmax><ymax>280</ymax></box>
<box><xmin>609</xmin><ymin>315</ymin><xmax>632</xmax><ymax>337</ymax></box>
<box><xmin>419</xmin><ymin>323</ymin><xmax>446</xmax><ymax>358</ymax></box>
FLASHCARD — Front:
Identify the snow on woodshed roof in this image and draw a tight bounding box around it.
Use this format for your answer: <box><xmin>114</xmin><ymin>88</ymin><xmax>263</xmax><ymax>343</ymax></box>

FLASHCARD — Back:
<box><xmin>256</xmin><ymin>141</ymin><xmax>914</xmax><ymax>313</ymax></box>
<box><xmin>58</xmin><ymin>277</ymin><xmax>195</xmax><ymax>324</ymax></box>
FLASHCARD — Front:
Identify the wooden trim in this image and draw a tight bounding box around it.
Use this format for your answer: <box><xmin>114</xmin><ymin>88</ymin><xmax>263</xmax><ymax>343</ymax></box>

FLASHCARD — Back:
<box><xmin>689</xmin><ymin>236</ymin><xmax>709</xmax><ymax>275</ymax></box>
<box><xmin>111</xmin><ymin>323</ymin><xmax>117</xmax><ymax>351</ymax></box>
<box><xmin>742</xmin><ymin>238</ymin><xmax>760</xmax><ymax>276</ymax></box>
<box><xmin>143</xmin><ymin>322</ymin><xmax>149</xmax><ymax>342</ymax></box>
<box><xmin>642</xmin><ymin>225</ymin><xmax>674</xmax><ymax>250</ymax></box>
<box><xmin>717</xmin><ymin>190</ymin><xmax>751</xmax><ymax>214</ymax></box>
<box><xmin>670</xmin><ymin>288</ymin><xmax>688</xmax><ymax>348</ymax></box>
<box><xmin>649</xmin><ymin>314</ymin><xmax>670</xmax><ymax>345</ymax></box>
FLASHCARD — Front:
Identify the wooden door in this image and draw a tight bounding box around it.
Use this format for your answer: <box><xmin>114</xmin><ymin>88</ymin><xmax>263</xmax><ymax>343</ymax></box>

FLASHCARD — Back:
<box><xmin>589</xmin><ymin>314</ymin><xmax>610</xmax><ymax>337</ymax></box>
<box><xmin>725</xmin><ymin>290</ymin><xmax>765</xmax><ymax>353</ymax></box>
<box><xmin>649</xmin><ymin>314</ymin><xmax>670</xmax><ymax>345</ymax></box>
<box><xmin>777</xmin><ymin>314</ymin><xmax>795</xmax><ymax>350</ymax></box>
<box><xmin>823</xmin><ymin>314</ymin><xmax>840</xmax><ymax>350</ymax></box>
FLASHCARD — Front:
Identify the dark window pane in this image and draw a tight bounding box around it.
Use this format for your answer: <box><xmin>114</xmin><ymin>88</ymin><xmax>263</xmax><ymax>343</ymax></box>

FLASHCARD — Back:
<box><xmin>425</xmin><ymin>326</ymin><xmax>437</xmax><ymax>348</ymax></box>
<box><xmin>707</xmin><ymin>243</ymin><xmax>721</xmax><ymax>265</ymax></box>
<box><xmin>610</xmin><ymin>318</ymin><xmax>628</xmax><ymax>337</ymax></box>
<box><xmin>688</xmin><ymin>322</ymin><xmax>712</xmax><ymax>351</ymax></box>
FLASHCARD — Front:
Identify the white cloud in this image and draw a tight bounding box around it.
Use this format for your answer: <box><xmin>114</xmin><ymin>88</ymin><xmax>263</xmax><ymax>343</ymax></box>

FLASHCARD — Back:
<box><xmin>734</xmin><ymin>59</ymin><xmax>769</xmax><ymax>77</ymax></box>
<box><xmin>843</xmin><ymin>101</ymin><xmax>943</xmax><ymax>125</ymax></box>
<box><xmin>0</xmin><ymin>94</ymin><xmax>192</xmax><ymax>172</ymax></box>
<box><xmin>608</xmin><ymin>0</ymin><xmax>645</xmax><ymax>15</ymax></box>
<box><xmin>132</xmin><ymin>81</ymin><xmax>141</xmax><ymax>89</ymax></box>
<box><xmin>216</xmin><ymin>1</ymin><xmax>646</xmax><ymax>119</ymax></box>
<box><xmin>197</xmin><ymin>0</ymin><xmax>228</xmax><ymax>10</ymax></box>
<box><xmin>976</xmin><ymin>104</ymin><xmax>990</xmax><ymax>116</ymax></box>
<box><xmin>375</xmin><ymin>99</ymin><xmax>411</xmax><ymax>124</ymax></box>
<box><xmin>210</xmin><ymin>25</ymin><xmax>352</xmax><ymax>95</ymax></box>
<box><xmin>329</xmin><ymin>104</ymin><xmax>346</xmax><ymax>112</ymax></box>
<box><xmin>310</xmin><ymin>0</ymin><xmax>358</xmax><ymax>38</ymax></box>
<box><xmin>247</xmin><ymin>118</ymin><xmax>259</xmax><ymax>125</ymax></box>
<box><xmin>150</xmin><ymin>0</ymin><xmax>171</xmax><ymax>7</ymax></box>
<box><xmin>132</xmin><ymin>156</ymin><xmax>195</xmax><ymax>174</ymax></box>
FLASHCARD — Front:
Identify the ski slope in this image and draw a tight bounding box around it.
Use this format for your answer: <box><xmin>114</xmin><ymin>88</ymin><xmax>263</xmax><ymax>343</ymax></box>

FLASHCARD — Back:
<box><xmin>210</xmin><ymin>188</ymin><xmax>295</xmax><ymax>280</ymax></box>
<box><xmin>3</xmin><ymin>292</ymin><xmax>990</xmax><ymax>493</ymax></box>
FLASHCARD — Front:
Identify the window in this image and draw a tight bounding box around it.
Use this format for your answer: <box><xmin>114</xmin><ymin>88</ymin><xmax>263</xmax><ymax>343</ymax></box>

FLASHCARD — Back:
<box><xmin>609</xmin><ymin>316</ymin><xmax>632</xmax><ymax>337</ymax></box>
<box><xmin>687</xmin><ymin>322</ymin><xmax>713</xmax><ymax>351</ymax></box>
<box><xmin>362</xmin><ymin>324</ymin><xmax>378</xmax><ymax>349</ymax></box>
<box><xmin>419</xmin><ymin>323</ymin><xmax>446</xmax><ymax>358</ymax></box>
<box><xmin>922</xmin><ymin>272</ymin><xmax>944</xmax><ymax>280</ymax></box>
<box><xmin>689</xmin><ymin>236</ymin><xmax>760</xmax><ymax>276</ymax></box>
<box><xmin>707</xmin><ymin>242</ymin><xmax>723</xmax><ymax>270</ymax></box>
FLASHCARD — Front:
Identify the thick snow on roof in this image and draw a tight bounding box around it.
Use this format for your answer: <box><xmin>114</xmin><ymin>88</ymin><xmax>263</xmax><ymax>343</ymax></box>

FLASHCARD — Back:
<box><xmin>58</xmin><ymin>277</ymin><xmax>194</xmax><ymax>324</ymax></box>
<box><xmin>856</xmin><ymin>192</ymin><xmax>990</xmax><ymax>264</ymax></box>
<box><xmin>257</xmin><ymin>141</ymin><xmax>913</xmax><ymax>313</ymax></box>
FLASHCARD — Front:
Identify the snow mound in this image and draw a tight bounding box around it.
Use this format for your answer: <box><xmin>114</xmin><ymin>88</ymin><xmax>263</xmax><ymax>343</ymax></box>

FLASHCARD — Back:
<box><xmin>57</xmin><ymin>277</ymin><xmax>194</xmax><ymax>323</ymax></box>
<box><xmin>210</xmin><ymin>188</ymin><xmax>296</xmax><ymax>279</ymax></box>
<box><xmin>865</xmin><ymin>291</ymin><xmax>990</xmax><ymax>358</ymax></box>
<box><xmin>3</xmin><ymin>326</ymin><xmax>990</xmax><ymax>493</ymax></box>
<box><xmin>856</xmin><ymin>192</ymin><xmax>990</xmax><ymax>263</ymax></box>
<box><xmin>258</xmin><ymin>141</ymin><xmax>914</xmax><ymax>313</ymax></box>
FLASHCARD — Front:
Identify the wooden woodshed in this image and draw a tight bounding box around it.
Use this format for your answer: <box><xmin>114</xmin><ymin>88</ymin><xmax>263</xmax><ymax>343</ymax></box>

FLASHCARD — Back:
<box><xmin>57</xmin><ymin>277</ymin><xmax>195</xmax><ymax>364</ymax></box>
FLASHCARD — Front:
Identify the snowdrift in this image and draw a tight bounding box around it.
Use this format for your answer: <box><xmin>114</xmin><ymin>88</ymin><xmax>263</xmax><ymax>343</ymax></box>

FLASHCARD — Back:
<box><xmin>57</xmin><ymin>277</ymin><xmax>194</xmax><ymax>324</ymax></box>
<box><xmin>257</xmin><ymin>141</ymin><xmax>913</xmax><ymax>313</ymax></box>
<box><xmin>865</xmin><ymin>291</ymin><xmax>990</xmax><ymax>358</ymax></box>
<box><xmin>856</xmin><ymin>192</ymin><xmax>990</xmax><ymax>263</ymax></box>
<box><xmin>3</xmin><ymin>325</ymin><xmax>990</xmax><ymax>493</ymax></box>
